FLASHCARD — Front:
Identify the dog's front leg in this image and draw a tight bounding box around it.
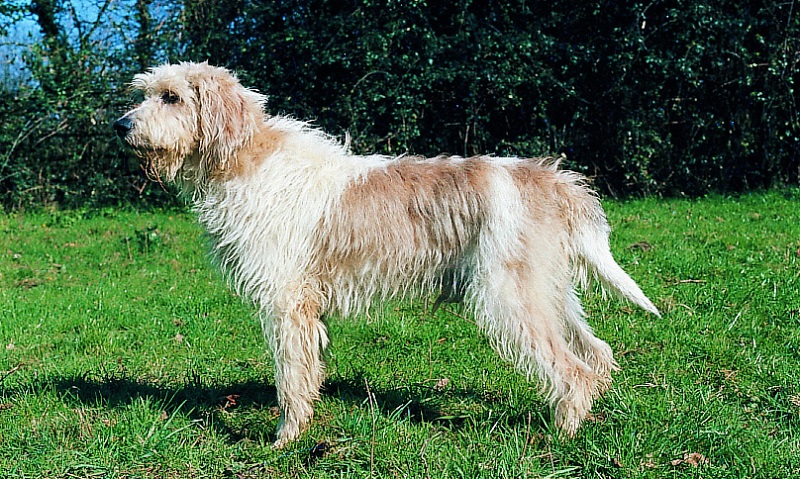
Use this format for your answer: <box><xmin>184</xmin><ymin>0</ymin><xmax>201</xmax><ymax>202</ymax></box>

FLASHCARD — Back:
<box><xmin>267</xmin><ymin>287</ymin><xmax>329</xmax><ymax>448</ymax></box>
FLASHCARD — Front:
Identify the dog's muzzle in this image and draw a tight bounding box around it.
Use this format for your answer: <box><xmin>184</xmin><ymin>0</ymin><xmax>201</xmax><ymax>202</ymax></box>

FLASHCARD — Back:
<box><xmin>113</xmin><ymin>117</ymin><xmax>133</xmax><ymax>139</ymax></box>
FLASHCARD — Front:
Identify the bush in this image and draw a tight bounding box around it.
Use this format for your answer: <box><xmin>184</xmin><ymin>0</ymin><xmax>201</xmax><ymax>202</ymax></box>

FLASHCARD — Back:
<box><xmin>181</xmin><ymin>0</ymin><xmax>799</xmax><ymax>196</ymax></box>
<box><xmin>0</xmin><ymin>0</ymin><xmax>181</xmax><ymax>209</ymax></box>
<box><xmin>1</xmin><ymin>0</ymin><xmax>797</xmax><ymax>208</ymax></box>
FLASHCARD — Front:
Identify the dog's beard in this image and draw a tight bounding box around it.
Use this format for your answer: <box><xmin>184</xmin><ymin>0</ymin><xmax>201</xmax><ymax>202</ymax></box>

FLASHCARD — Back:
<box><xmin>134</xmin><ymin>147</ymin><xmax>186</xmax><ymax>185</ymax></box>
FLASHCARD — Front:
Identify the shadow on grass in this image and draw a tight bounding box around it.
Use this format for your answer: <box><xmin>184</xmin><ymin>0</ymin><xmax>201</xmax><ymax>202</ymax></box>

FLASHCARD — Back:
<box><xmin>325</xmin><ymin>374</ymin><xmax>547</xmax><ymax>432</ymax></box>
<box><xmin>5</xmin><ymin>369</ymin><xmax>546</xmax><ymax>446</ymax></box>
<box><xmin>38</xmin><ymin>372</ymin><xmax>278</xmax><ymax>441</ymax></box>
<box><xmin>51</xmin><ymin>374</ymin><xmax>275</xmax><ymax>412</ymax></box>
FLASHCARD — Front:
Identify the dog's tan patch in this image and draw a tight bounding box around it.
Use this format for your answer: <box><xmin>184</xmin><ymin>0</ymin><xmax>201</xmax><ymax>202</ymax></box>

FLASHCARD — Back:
<box><xmin>214</xmin><ymin>124</ymin><xmax>288</xmax><ymax>180</ymax></box>
<box><xmin>315</xmin><ymin>157</ymin><xmax>493</xmax><ymax>279</ymax></box>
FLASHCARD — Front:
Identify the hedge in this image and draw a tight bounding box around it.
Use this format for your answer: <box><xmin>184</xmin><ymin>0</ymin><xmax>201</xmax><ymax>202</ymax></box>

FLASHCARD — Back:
<box><xmin>1</xmin><ymin>0</ymin><xmax>797</xmax><ymax>208</ymax></box>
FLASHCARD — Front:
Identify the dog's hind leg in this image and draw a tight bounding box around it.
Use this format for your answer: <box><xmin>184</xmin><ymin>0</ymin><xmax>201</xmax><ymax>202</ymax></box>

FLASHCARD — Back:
<box><xmin>266</xmin><ymin>284</ymin><xmax>329</xmax><ymax>448</ymax></box>
<box><xmin>562</xmin><ymin>287</ymin><xmax>618</xmax><ymax>393</ymax></box>
<box><xmin>470</xmin><ymin>260</ymin><xmax>602</xmax><ymax>438</ymax></box>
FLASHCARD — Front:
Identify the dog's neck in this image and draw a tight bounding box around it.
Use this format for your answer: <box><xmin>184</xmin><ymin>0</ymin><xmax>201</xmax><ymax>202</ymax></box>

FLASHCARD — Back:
<box><xmin>175</xmin><ymin>120</ymin><xmax>286</xmax><ymax>194</ymax></box>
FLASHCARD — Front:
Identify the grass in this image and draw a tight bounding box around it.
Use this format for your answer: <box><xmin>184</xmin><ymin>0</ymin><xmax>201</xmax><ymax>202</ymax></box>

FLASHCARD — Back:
<box><xmin>1</xmin><ymin>189</ymin><xmax>799</xmax><ymax>478</ymax></box>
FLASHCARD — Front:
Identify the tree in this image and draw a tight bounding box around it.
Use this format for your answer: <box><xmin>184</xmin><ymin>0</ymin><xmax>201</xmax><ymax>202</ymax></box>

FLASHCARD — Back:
<box><xmin>2</xmin><ymin>0</ymin><xmax>797</xmax><ymax>208</ymax></box>
<box><xmin>0</xmin><ymin>0</ymin><xmax>183</xmax><ymax>207</ymax></box>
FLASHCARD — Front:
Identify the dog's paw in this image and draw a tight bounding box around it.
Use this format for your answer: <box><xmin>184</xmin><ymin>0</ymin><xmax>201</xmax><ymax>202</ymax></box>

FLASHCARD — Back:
<box><xmin>272</xmin><ymin>437</ymin><xmax>289</xmax><ymax>449</ymax></box>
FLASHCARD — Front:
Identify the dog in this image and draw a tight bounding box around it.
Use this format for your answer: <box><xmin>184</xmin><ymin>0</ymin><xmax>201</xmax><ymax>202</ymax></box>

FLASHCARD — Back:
<box><xmin>114</xmin><ymin>62</ymin><xmax>659</xmax><ymax>448</ymax></box>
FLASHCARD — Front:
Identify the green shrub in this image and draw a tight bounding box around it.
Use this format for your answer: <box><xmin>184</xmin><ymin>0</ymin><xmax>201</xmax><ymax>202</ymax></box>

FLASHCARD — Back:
<box><xmin>181</xmin><ymin>0</ymin><xmax>799</xmax><ymax>196</ymax></box>
<box><xmin>1</xmin><ymin>0</ymin><xmax>797</xmax><ymax>208</ymax></box>
<box><xmin>0</xmin><ymin>0</ymin><xmax>181</xmax><ymax>209</ymax></box>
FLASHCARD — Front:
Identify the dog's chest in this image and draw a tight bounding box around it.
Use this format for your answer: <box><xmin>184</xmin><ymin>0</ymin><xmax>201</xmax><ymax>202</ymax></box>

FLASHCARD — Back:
<box><xmin>194</xmin><ymin>180</ymin><xmax>334</xmax><ymax>299</ymax></box>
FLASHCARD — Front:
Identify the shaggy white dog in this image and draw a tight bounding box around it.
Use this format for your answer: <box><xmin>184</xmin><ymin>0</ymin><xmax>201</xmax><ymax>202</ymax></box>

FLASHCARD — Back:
<box><xmin>114</xmin><ymin>62</ymin><xmax>659</xmax><ymax>448</ymax></box>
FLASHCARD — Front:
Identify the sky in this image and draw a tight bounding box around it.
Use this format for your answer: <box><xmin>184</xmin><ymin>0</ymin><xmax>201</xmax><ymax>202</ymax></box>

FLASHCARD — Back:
<box><xmin>0</xmin><ymin>0</ymin><xmax>138</xmax><ymax>87</ymax></box>
<box><xmin>0</xmin><ymin>10</ymin><xmax>37</xmax><ymax>87</ymax></box>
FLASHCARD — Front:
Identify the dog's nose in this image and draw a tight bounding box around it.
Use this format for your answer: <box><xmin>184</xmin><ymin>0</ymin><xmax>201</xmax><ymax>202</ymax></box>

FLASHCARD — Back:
<box><xmin>113</xmin><ymin>117</ymin><xmax>133</xmax><ymax>138</ymax></box>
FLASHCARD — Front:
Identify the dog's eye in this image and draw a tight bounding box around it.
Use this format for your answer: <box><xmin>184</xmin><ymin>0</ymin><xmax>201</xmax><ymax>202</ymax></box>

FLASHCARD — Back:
<box><xmin>161</xmin><ymin>92</ymin><xmax>181</xmax><ymax>105</ymax></box>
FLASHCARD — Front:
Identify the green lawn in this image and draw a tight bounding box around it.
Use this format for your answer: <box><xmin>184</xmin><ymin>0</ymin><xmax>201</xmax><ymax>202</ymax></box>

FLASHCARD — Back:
<box><xmin>1</xmin><ymin>190</ymin><xmax>799</xmax><ymax>478</ymax></box>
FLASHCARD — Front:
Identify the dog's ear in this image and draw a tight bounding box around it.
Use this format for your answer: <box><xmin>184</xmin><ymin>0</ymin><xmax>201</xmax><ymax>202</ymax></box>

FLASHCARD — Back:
<box><xmin>193</xmin><ymin>67</ymin><xmax>266</xmax><ymax>175</ymax></box>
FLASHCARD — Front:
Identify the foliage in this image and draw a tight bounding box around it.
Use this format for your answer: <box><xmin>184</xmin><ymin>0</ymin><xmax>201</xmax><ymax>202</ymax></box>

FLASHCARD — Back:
<box><xmin>0</xmin><ymin>0</ymin><xmax>798</xmax><ymax>208</ymax></box>
<box><xmin>182</xmin><ymin>0</ymin><xmax>799</xmax><ymax>196</ymax></box>
<box><xmin>0</xmin><ymin>2</ymin><xmax>26</xmax><ymax>36</ymax></box>
<box><xmin>567</xmin><ymin>1</ymin><xmax>800</xmax><ymax>194</ymax></box>
<box><xmin>1</xmin><ymin>191</ymin><xmax>800</xmax><ymax>476</ymax></box>
<box><xmin>0</xmin><ymin>0</ymin><xmax>181</xmax><ymax>209</ymax></box>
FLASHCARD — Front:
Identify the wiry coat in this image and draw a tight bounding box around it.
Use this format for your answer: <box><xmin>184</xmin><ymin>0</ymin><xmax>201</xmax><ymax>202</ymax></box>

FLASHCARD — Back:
<box><xmin>114</xmin><ymin>62</ymin><xmax>659</xmax><ymax>447</ymax></box>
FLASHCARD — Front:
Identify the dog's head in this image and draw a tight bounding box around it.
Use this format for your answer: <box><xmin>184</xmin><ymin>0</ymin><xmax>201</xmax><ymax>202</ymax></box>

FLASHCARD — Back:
<box><xmin>114</xmin><ymin>62</ymin><xmax>267</xmax><ymax>185</ymax></box>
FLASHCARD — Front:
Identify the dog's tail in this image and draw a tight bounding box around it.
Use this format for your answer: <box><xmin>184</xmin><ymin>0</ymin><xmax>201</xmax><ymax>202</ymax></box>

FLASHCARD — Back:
<box><xmin>570</xmin><ymin>190</ymin><xmax>660</xmax><ymax>317</ymax></box>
